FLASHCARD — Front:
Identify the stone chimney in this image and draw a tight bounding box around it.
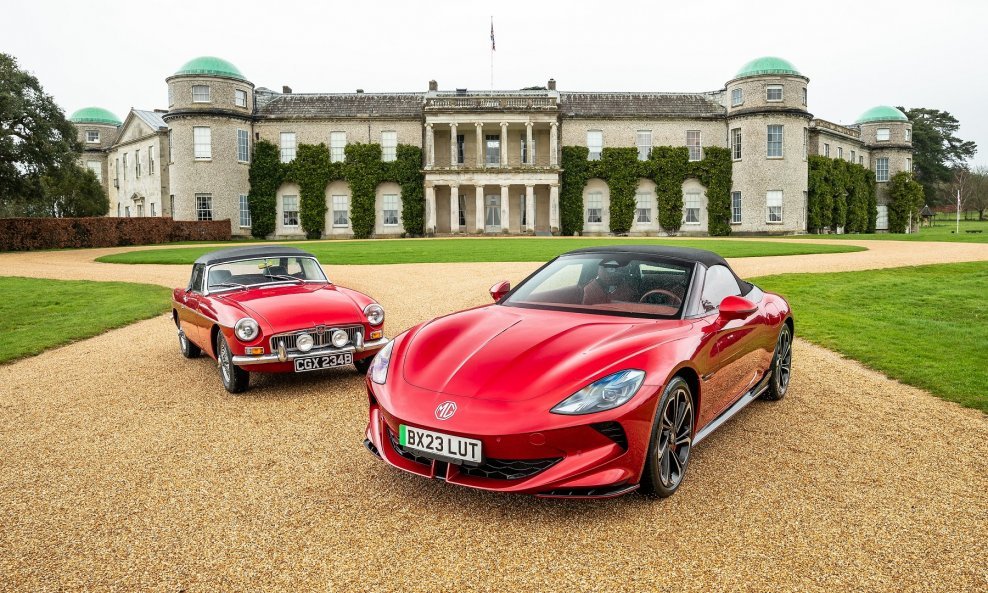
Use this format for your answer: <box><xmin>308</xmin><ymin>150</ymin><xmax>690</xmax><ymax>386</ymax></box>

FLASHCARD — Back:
<box><xmin>547</xmin><ymin>78</ymin><xmax>556</xmax><ymax>91</ymax></box>
<box><xmin>282</xmin><ymin>85</ymin><xmax>292</xmax><ymax>94</ymax></box>
<box><xmin>428</xmin><ymin>80</ymin><xmax>438</xmax><ymax>91</ymax></box>
<box><xmin>356</xmin><ymin>89</ymin><xmax>364</xmax><ymax>93</ymax></box>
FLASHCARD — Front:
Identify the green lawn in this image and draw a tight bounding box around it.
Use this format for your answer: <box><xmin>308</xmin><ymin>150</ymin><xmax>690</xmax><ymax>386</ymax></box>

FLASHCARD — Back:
<box><xmin>756</xmin><ymin>262</ymin><xmax>988</xmax><ymax>412</ymax></box>
<box><xmin>0</xmin><ymin>277</ymin><xmax>172</xmax><ymax>364</ymax></box>
<box><xmin>791</xmin><ymin>217</ymin><xmax>988</xmax><ymax>243</ymax></box>
<box><xmin>96</xmin><ymin>237</ymin><xmax>865</xmax><ymax>265</ymax></box>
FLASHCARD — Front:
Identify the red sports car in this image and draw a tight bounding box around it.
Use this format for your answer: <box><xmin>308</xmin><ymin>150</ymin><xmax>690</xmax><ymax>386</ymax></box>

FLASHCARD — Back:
<box><xmin>364</xmin><ymin>246</ymin><xmax>793</xmax><ymax>498</ymax></box>
<box><xmin>172</xmin><ymin>246</ymin><xmax>388</xmax><ymax>393</ymax></box>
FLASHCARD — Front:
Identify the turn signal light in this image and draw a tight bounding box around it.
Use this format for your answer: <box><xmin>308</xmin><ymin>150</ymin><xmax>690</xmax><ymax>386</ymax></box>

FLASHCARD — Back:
<box><xmin>370</xmin><ymin>330</ymin><xmax>383</xmax><ymax>340</ymax></box>
<box><xmin>244</xmin><ymin>347</ymin><xmax>265</xmax><ymax>355</ymax></box>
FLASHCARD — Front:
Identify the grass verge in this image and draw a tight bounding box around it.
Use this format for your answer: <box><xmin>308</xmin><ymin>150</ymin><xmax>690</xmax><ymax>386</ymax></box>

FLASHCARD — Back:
<box><xmin>0</xmin><ymin>277</ymin><xmax>172</xmax><ymax>364</ymax></box>
<box><xmin>788</xmin><ymin>217</ymin><xmax>988</xmax><ymax>243</ymax></box>
<box><xmin>95</xmin><ymin>237</ymin><xmax>865</xmax><ymax>265</ymax></box>
<box><xmin>756</xmin><ymin>262</ymin><xmax>988</xmax><ymax>412</ymax></box>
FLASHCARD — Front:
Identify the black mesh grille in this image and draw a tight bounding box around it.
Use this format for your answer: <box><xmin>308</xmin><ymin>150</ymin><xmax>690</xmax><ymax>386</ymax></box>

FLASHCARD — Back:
<box><xmin>459</xmin><ymin>457</ymin><xmax>561</xmax><ymax>481</ymax></box>
<box><xmin>592</xmin><ymin>421</ymin><xmax>628</xmax><ymax>450</ymax></box>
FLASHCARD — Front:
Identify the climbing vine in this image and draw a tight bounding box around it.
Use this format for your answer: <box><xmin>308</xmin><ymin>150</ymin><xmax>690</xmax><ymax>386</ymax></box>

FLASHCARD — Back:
<box><xmin>559</xmin><ymin>145</ymin><xmax>732</xmax><ymax>236</ymax></box>
<box><xmin>807</xmin><ymin>156</ymin><xmax>877</xmax><ymax>233</ymax></box>
<box><xmin>247</xmin><ymin>140</ymin><xmax>424</xmax><ymax>239</ymax></box>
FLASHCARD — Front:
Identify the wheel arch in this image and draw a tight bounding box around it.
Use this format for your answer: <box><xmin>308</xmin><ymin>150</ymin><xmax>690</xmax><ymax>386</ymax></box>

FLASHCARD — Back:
<box><xmin>209</xmin><ymin>324</ymin><xmax>222</xmax><ymax>358</ymax></box>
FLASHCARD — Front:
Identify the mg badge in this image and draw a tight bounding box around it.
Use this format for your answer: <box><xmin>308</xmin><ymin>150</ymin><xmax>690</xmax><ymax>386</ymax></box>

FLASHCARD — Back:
<box><xmin>315</xmin><ymin>325</ymin><xmax>327</xmax><ymax>336</ymax></box>
<box><xmin>435</xmin><ymin>401</ymin><xmax>457</xmax><ymax>421</ymax></box>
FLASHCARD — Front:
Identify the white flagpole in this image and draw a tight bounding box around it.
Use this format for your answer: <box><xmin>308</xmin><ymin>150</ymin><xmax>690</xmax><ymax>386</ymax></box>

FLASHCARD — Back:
<box><xmin>490</xmin><ymin>16</ymin><xmax>494</xmax><ymax>90</ymax></box>
<box><xmin>957</xmin><ymin>188</ymin><xmax>961</xmax><ymax>234</ymax></box>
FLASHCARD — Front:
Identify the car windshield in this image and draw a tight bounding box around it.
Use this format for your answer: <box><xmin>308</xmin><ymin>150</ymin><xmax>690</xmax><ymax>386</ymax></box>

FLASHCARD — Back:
<box><xmin>502</xmin><ymin>254</ymin><xmax>693</xmax><ymax>318</ymax></box>
<box><xmin>206</xmin><ymin>256</ymin><xmax>328</xmax><ymax>292</ymax></box>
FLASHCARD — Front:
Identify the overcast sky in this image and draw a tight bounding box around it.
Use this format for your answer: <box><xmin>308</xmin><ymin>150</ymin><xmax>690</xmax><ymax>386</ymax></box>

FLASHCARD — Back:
<box><xmin>6</xmin><ymin>0</ymin><xmax>987</xmax><ymax>166</ymax></box>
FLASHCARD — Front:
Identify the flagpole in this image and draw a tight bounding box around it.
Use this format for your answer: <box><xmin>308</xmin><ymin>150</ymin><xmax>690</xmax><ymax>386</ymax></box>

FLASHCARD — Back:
<box><xmin>957</xmin><ymin>188</ymin><xmax>961</xmax><ymax>235</ymax></box>
<box><xmin>490</xmin><ymin>16</ymin><xmax>494</xmax><ymax>90</ymax></box>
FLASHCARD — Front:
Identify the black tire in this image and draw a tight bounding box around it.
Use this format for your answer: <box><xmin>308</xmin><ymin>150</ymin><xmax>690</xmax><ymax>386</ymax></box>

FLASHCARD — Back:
<box><xmin>178</xmin><ymin>328</ymin><xmax>201</xmax><ymax>358</ymax></box>
<box><xmin>762</xmin><ymin>323</ymin><xmax>793</xmax><ymax>401</ymax></box>
<box><xmin>216</xmin><ymin>333</ymin><xmax>250</xmax><ymax>394</ymax></box>
<box><xmin>639</xmin><ymin>376</ymin><xmax>694</xmax><ymax>498</ymax></box>
<box><xmin>354</xmin><ymin>356</ymin><xmax>373</xmax><ymax>375</ymax></box>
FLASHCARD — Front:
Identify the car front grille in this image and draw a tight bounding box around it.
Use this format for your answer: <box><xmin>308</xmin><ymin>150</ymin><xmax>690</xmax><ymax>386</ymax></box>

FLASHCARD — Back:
<box><xmin>270</xmin><ymin>325</ymin><xmax>363</xmax><ymax>353</ymax></box>
<box><xmin>591</xmin><ymin>421</ymin><xmax>628</xmax><ymax>450</ymax></box>
<box><xmin>387</xmin><ymin>429</ymin><xmax>561</xmax><ymax>480</ymax></box>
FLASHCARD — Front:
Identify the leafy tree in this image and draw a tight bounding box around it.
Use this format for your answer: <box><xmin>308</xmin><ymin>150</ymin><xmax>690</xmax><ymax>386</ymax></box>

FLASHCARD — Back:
<box><xmin>899</xmin><ymin>107</ymin><xmax>977</xmax><ymax>204</ymax></box>
<box><xmin>887</xmin><ymin>172</ymin><xmax>924</xmax><ymax>233</ymax></box>
<box><xmin>967</xmin><ymin>166</ymin><xmax>988</xmax><ymax>221</ymax></box>
<box><xmin>39</xmin><ymin>163</ymin><xmax>108</xmax><ymax>217</ymax></box>
<box><xmin>0</xmin><ymin>53</ymin><xmax>81</xmax><ymax>209</ymax></box>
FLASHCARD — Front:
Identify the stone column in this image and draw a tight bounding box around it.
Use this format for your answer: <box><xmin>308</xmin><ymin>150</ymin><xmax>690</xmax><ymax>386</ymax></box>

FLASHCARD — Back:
<box><xmin>549</xmin><ymin>122</ymin><xmax>559</xmax><ymax>167</ymax></box>
<box><xmin>425</xmin><ymin>182</ymin><xmax>436</xmax><ymax>233</ymax></box>
<box><xmin>425</xmin><ymin>123</ymin><xmax>434</xmax><ymax>169</ymax></box>
<box><xmin>500</xmin><ymin>122</ymin><xmax>508</xmax><ymax>167</ymax></box>
<box><xmin>449</xmin><ymin>123</ymin><xmax>458</xmax><ymax>169</ymax></box>
<box><xmin>500</xmin><ymin>184</ymin><xmax>510</xmax><ymax>232</ymax></box>
<box><xmin>549</xmin><ymin>183</ymin><xmax>559</xmax><ymax>231</ymax></box>
<box><xmin>475</xmin><ymin>123</ymin><xmax>484</xmax><ymax>167</ymax></box>
<box><xmin>449</xmin><ymin>184</ymin><xmax>459</xmax><ymax>232</ymax></box>
<box><xmin>475</xmin><ymin>185</ymin><xmax>485</xmax><ymax>231</ymax></box>
<box><xmin>525</xmin><ymin>122</ymin><xmax>534</xmax><ymax>166</ymax></box>
<box><xmin>525</xmin><ymin>185</ymin><xmax>535</xmax><ymax>232</ymax></box>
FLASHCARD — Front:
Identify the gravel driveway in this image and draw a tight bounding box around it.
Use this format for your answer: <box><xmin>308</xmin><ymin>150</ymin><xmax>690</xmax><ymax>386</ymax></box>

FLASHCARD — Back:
<box><xmin>0</xmin><ymin>240</ymin><xmax>986</xmax><ymax>592</ymax></box>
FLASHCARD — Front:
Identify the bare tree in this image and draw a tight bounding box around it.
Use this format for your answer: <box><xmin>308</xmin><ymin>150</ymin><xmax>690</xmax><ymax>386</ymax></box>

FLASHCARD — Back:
<box><xmin>968</xmin><ymin>166</ymin><xmax>988</xmax><ymax>221</ymax></box>
<box><xmin>940</xmin><ymin>167</ymin><xmax>974</xmax><ymax>219</ymax></box>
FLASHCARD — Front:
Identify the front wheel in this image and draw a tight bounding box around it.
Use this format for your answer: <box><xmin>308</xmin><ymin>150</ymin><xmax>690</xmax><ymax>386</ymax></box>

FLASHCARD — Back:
<box><xmin>639</xmin><ymin>376</ymin><xmax>694</xmax><ymax>498</ymax></box>
<box><xmin>354</xmin><ymin>356</ymin><xmax>373</xmax><ymax>375</ymax></box>
<box><xmin>216</xmin><ymin>334</ymin><xmax>250</xmax><ymax>394</ymax></box>
<box><xmin>762</xmin><ymin>323</ymin><xmax>793</xmax><ymax>401</ymax></box>
<box><xmin>178</xmin><ymin>328</ymin><xmax>201</xmax><ymax>358</ymax></box>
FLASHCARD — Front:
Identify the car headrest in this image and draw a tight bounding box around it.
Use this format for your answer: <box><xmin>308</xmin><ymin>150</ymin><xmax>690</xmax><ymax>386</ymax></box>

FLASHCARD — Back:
<box><xmin>209</xmin><ymin>269</ymin><xmax>232</xmax><ymax>287</ymax></box>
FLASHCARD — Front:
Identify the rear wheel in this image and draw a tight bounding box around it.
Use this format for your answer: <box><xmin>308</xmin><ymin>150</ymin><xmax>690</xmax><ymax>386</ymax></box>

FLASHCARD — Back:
<box><xmin>762</xmin><ymin>324</ymin><xmax>793</xmax><ymax>401</ymax></box>
<box><xmin>216</xmin><ymin>334</ymin><xmax>249</xmax><ymax>394</ymax></box>
<box><xmin>639</xmin><ymin>376</ymin><xmax>694</xmax><ymax>498</ymax></box>
<box><xmin>178</xmin><ymin>328</ymin><xmax>201</xmax><ymax>358</ymax></box>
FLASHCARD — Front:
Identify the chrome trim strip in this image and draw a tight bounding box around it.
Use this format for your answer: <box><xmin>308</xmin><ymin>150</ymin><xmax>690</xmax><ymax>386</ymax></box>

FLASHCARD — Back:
<box><xmin>692</xmin><ymin>371</ymin><xmax>772</xmax><ymax>446</ymax></box>
<box><xmin>232</xmin><ymin>337</ymin><xmax>388</xmax><ymax>365</ymax></box>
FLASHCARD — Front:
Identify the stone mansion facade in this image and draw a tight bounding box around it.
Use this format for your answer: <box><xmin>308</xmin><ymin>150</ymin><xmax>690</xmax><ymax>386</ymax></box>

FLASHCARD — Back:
<box><xmin>70</xmin><ymin>56</ymin><xmax>913</xmax><ymax>237</ymax></box>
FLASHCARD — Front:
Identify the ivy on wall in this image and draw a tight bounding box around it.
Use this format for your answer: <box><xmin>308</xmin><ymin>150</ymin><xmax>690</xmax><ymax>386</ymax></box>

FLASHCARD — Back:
<box><xmin>807</xmin><ymin>156</ymin><xmax>877</xmax><ymax>234</ymax></box>
<box><xmin>247</xmin><ymin>140</ymin><xmax>424</xmax><ymax>239</ymax></box>
<box><xmin>886</xmin><ymin>171</ymin><xmax>924</xmax><ymax>233</ymax></box>
<box><xmin>559</xmin><ymin>145</ymin><xmax>732</xmax><ymax>236</ymax></box>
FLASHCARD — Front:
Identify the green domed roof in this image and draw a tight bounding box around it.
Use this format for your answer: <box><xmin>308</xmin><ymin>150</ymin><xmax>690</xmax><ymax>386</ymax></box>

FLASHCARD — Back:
<box><xmin>174</xmin><ymin>56</ymin><xmax>246</xmax><ymax>80</ymax></box>
<box><xmin>69</xmin><ymin>107</ymin><xmax>121</xmax><ymax>126</ymax></box>
<box><xmin>855</xmin><ymin>105</ymin><xmax>908</xmax><ymax>124</ymax></box>
<box><xmin>734</xmin><ymin>56</ymin><xmax>803</xmax><ymax>79</ymax></box>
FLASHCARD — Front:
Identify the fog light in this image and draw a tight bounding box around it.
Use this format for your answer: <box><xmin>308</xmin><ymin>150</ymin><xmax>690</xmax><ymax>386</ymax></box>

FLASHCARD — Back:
<box><xmin>331</xmin><ymin>329</ymin><xmax>349</xmax><ymax>348</ymax></box>
<box><xmin>245</xmin><ymin>346</ymin><xmax>264</xmax><ymax>356</ymax></box>
<box><xmin>370</xmin><ymin>330</ymin><xmax>383</xmax><ymax>340</ymax></box>
<box><xmin>296</xmin><ymin>333</ymin><xmax>314</xmax><ymax>352</ymax></box>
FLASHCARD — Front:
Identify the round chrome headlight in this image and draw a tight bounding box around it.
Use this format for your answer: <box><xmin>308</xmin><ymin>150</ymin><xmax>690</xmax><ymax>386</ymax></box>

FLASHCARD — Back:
<box><xmin>364</xmin><ymin>303</ymin><xmax>385</xmax><ymax>326</ymax></box>
<box><xmin>331</xmin><ymin>329</ymin><xmax>349</xmax><ymax>348</ymax></box>
<box><xmin>296</xmin><ymin>333</ymin><xmax>314</xmax><ymax>352</ymax></box>
<box><xmin>234</xmin><ymin>318</ymin><xmax>260</xmax><ymax>342</ymax></box>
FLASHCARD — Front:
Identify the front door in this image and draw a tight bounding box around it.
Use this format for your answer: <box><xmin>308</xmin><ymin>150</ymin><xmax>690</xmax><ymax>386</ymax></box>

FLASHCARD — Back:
<box><xmin>485</xmin><ymin>195</ymin><xmax>501</xmax><ymax>232</ymax></box>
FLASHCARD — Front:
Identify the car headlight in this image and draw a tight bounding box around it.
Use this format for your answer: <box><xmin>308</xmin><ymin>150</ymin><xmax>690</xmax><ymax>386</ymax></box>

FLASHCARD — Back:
<box><xmin>364</xmin><ymin>303</ymin><xmax>385</xmax><ymax>326</ymax></box>
<box><xmin>234</xmin><ymin>318</ymin><xmax>260</xmax><ymax>342</ymax></box>
<box><xmin>369</xmin><ymin>339</ymin><xmax>394</xmax><ymax>385</ymax></box>
<box><xmin>550</xmin><ymin>369</ymin><xmax>646</xmax><ymax>415</ymax></box>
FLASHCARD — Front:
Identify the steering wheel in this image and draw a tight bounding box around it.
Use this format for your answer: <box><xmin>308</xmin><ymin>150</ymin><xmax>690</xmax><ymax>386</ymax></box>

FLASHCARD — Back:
<box><xmin>639</xmin><ymin>289</ymin><xmax>683</xmax><ymax>307</ymax></box>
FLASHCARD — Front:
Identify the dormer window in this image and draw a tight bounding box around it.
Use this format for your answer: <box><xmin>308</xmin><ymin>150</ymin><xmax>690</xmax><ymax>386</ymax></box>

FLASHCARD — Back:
<box><xmin>766</xmin><ymin>85</ymin><xmax>783</xmax><ymax>102</ymax></box>
<box><xmin>85</xmin><ymin>130</ymin><xmax>100</xmax><ymax>143</ymax></box>
<box><xmin>235</xmin><ymin>89</ymin><xmax>247</xmax><ymax>108</ymax></box>
<box><xmin>731</xmin><ymin>88</ymin><xmax>743</xmax><ymax>106</ymax></box>
<box><xmin>192</xmin><ymin>85</ymin><xmax>211</xmax><ymax>103</ymax></box>
<box><xmin>877</xmin><ymin>128</ymin><xmax>890</xmax><ymax>141</ymax></box>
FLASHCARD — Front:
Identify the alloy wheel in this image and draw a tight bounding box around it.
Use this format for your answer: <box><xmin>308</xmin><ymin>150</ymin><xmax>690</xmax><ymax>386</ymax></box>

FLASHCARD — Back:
<box><xmin>656</xmin><ymin>386</ymin><xmax>693</xmax><ymax>489</ymax></box>
<box><xmin>775</xmin><ymin>327</ymin><xmax>793</xmax><ymax>394</ymax></box>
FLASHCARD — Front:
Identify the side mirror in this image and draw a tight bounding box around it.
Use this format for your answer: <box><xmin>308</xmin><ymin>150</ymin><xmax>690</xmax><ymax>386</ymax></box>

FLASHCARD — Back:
<box><xmin>718</xmin><ymin>295</ymin><xmax>757</xmax><ymax>320</ymax></box>
<box><xmin>489</xmin><ymin>280</ymin><xmax>510</xmax><ymax>302</ymax></box>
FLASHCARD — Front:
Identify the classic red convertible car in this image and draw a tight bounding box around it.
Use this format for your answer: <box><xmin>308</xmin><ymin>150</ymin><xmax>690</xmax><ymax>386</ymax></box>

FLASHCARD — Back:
<box><xmin>172</xmin><ymin>246</ymin><xmax>387</xmax><ymax>393</ymax></box>
<box><xmin>364</xmin><ymin>246</ymin><xmax>793</xmax><ymax>498</ymax></box>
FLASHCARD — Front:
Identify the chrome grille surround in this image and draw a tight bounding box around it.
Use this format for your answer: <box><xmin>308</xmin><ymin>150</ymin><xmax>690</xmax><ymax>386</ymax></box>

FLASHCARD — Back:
<box><xmin>269</xmin><ymin>325</ymin><xmax>363</xmax><ymax>353</ymax></box>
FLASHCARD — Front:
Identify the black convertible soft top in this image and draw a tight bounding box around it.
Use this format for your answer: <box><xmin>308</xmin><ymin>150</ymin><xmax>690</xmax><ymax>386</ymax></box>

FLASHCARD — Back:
<box><xmin>194</xmin><ymin>246</ymin><xmax>317</xmax><ymax>266</ymax></box>
<box><xmin>563</xmin><ymin>245</ymin><xmax>730</xmax><ymax>268</ymax></box>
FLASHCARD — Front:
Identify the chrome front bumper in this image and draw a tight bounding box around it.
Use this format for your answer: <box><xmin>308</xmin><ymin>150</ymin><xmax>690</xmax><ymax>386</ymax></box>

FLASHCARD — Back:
<box><xmin>231</xmin><ymin>337</ymin><xmax>389</xmax><ymax>366</ymax></box>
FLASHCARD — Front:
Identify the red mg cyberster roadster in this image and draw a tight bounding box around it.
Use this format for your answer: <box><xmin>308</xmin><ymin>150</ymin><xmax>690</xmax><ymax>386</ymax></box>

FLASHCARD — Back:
<box><xmin>172</xmin><ymin>246</ymin><xmax>387</xmax><ymax>393</ymax></box>
<box><xmin>364</xmin><ymin>246</ymin><xmax>793</xmax><ymax>498</ymax></box>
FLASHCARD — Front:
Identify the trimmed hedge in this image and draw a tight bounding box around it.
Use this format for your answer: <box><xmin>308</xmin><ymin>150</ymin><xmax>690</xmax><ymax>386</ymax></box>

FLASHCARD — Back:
<box><xmin>807</xmin><ymin>156</ymin><xmax>877</xmax><ymax>233</ymax></box>
<box><xmin>0</xmin><ymin>217</ymin><xmax>231</xmax><ymax>251</ymax></box>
